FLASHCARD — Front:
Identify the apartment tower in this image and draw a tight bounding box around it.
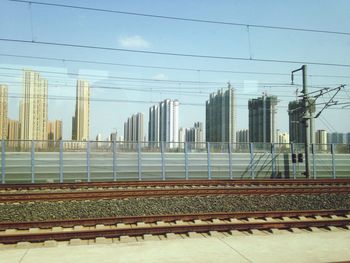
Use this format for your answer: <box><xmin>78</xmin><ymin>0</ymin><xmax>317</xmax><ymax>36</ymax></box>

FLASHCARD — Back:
<box><xmin>72</xmin><ymin>80</ymin><xmax>90</xmax><ymax>141</ymax></box>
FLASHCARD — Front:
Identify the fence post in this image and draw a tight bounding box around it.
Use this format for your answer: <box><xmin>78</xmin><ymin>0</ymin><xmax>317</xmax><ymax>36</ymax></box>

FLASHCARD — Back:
<box><xmin>249</xmin><ymin>143</ymin><xmax>255</xmax><ymax>179</ymax></box>
<box><xmin>207</xmin><ymin>142</ymin><xmax>211</xmax><ymax>180</ymax></box>
<box><xmin>1</xmin><ymin>139</ymin><xmax>5</xmax><ymax>184</ymax></box>
<box><xmin>59</xmin><ymin>140</ymin><xmax>63</xmax><ymax>183</ymax></box>
<box><xmin>184</xmin><ymin>142</ymin><xmax>188</xmax><ymax>180</ymax></box>
<box><xmin>271</xmin><ymin>143</ymin><xmax>276</xmax><ymax>178</ymax></box>
<box><xmin>228</xmin><ymin>143</ymin><xmax>233</xmax><ymax>179</ymax></box>
<box><xmin>86</xmin><ymin>141</ymin><xmax>90</xmax><ymax>182</ymax></box>
<box><xmin>331</xmin><ymin>144</ymin><xmax>336</xmax><ymax>179</ymax></box>
<box><xmin>311</xmin><ymin>144</ymin><xmax>316</xmax><ymax>179</ymax></box>
<box><xmin>31</xmin><ymin>140</ymin><xmax>35</xmax><ymax>183</ymax></box>
<box><xmin>161</xmin><ymin>141</ymin><xmax>165</xmax><ymax>180</ymax></box>
<box><xmin>137</xmin><ymin>142</ymin><xmax>142</xmax><ymax>181</ymax></box>
<box><xmin>112</xmin><ymin>139</ymin><xmax>117</xmax><ymax>181</ymax></box>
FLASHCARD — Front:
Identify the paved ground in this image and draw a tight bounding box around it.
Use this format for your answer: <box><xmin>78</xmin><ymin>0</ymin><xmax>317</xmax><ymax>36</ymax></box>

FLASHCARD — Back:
<box><xmin>1</xmin><ymin>229</ymin><xmax>350</xmax><ymax>263</ymax></box>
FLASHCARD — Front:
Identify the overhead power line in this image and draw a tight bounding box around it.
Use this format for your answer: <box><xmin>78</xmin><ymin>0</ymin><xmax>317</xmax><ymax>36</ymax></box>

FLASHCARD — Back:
<box><xmin>5</xmin><ymin>93</ymin><xmax>349</xmax><ymax>110</ymax></box>
<box><xmin>2</xmin><ymin>67</ymin><xmax>346</xmax><ymax>92</ymax></box>
<box><xmin>10</xmin><ymin>0</ymin><xmax>350</xmax><ymax>36</ymax></box>
<box><xmin>1</xmin><ymin>53</ymin><xmax>350</xmax><ymax>79</ymax></box>
<box><xmin>1</xmin><ymin>38</ymin><xmax>350</xmax><ymax>68</ymax></box>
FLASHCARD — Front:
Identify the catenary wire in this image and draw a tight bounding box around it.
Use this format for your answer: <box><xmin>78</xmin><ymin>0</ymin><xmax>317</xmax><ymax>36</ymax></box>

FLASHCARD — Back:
<box><xmin>1</xmin><ymin>53</ymin><xmax>350</xmax><ymax>79</ymax></box>
<box><xmin>1</xmin><ymin>38</ymin><xmax>350</xmax><ymax>68</ymax></box>
<box><xmin>9</xmin><ymin>0</ymin><xmax>350</xmax><ymax>36</ymax></box>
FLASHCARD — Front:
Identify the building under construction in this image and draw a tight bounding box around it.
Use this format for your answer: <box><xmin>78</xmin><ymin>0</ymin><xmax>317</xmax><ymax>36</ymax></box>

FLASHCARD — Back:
<box><xmin>248</xmin><ymin>95</ymin><xmax>278</xmax><ymax>143</ymax></box>
<box><xmin>288</xmin><ymin>99</ymin><xmax>315</xmax><ymax>144</ymax></box>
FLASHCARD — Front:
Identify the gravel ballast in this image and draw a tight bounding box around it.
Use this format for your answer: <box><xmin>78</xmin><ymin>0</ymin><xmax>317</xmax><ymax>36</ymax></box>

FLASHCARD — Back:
<box><xmin>0</xmin><ymin>193</ymin><xmax>350</xmax><ymax>222</ymax></box>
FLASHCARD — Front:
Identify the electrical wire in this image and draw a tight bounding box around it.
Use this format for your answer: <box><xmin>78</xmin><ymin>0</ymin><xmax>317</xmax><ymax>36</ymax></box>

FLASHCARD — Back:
<box><xmin>1</xmin><ymin>38</ymin><xmax>350</xmax><ymax>68</ymax></box>
<box><xmin>1</xmin><ymin>53</ymin><xmax>350</xmax><ymax>79</ymax></box>
<box><xmin>9</xmin><ymin>0</ymin><xmax>350</xmax><ymax>36</ymax></box>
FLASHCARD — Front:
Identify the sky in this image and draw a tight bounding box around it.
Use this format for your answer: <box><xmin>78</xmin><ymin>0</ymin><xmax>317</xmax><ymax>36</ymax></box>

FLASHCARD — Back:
<box><xmin>0</xmin><ymin>0</ymin><xmax>350</xmax><ymax>140</ymax></box>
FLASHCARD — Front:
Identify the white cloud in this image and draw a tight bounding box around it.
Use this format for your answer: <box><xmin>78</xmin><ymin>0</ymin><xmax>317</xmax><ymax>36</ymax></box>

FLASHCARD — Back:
<box><xmin>152</xmin><ymin>73</ymin><xmax>168</xmax><ymax>80</ymax></box>
<box><xmin>118</xmin><ymin>35</ymin><xmax>150</xmax><ymax>49</ymax></box>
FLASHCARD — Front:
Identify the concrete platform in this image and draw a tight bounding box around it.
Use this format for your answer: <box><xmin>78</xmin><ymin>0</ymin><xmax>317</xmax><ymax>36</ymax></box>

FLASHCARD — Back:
<box><xmin>1</xmin><ymin>230</ymin><xmax>349</xmax><ymax>263</ymax></box>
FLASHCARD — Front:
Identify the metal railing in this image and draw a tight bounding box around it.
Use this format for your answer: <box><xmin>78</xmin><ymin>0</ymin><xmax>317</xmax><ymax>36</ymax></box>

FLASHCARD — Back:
<box><xmin>0</xmin><ymin>140</ymin><xmax>349</xmax><ymax>183</ymax></box>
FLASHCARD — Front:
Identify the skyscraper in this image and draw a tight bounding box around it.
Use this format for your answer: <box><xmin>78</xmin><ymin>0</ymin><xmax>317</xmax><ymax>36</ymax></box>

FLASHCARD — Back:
<box><xmin>48</xmin><ymin>120</ymin><xmax>62</xmax><ymax>141</ymax></box>
<box><xmin>148</xmin><ymin>105</ymin><xmax>160</xmax><ymax>145</ymax></box>
<box><xmin>248</xmin><ymin>95</ymin><xmax>277</xmax><ymax>143</ymax></box>
<box><xmin>205</xmin><ymin>84</ymin><xmax>236</xmax><ymax>143</ymax></box>
<box><xmin>72</xmin><ymin>80</ymin><xmax>90</xmax><ymax>141</ymax></box>
<box><xmin>236</xmin><ymin>129</ymin><xmax>249</xmax><ymax>143</ymax></box>
<box><xmin>19</xmin><ymin>70</ymin><xmax>48</xmax><ymax>141</ymax></box>
<box><xmin>186</xmin><ymin>122</ymin><xmax>204</xmax><ymax>144</ymax></box>
<box><xmin>315</xmin><ymin>129</ymin><xmax>328</xmax><ymax>151</ymax></box>
<box><xmin>148</xmin><ymin>99</ymin><xmax>179</xmax><ymax>147</ymax></box>
<box><xmin>54</xmin><ymin>120</ymin><xmax>62</xmax><ymax>141</ymax></box>
<box><xmin>0</xmin><ymin>85</ymin><xmax>8</xmax><ymax>139</ymax></box>
<box><xmin>124</xmin><ymin>113</ymin><xmax>144</xmax><ymax>143</ymax></box>
<box><xmin>7</xmin><ymin>119</ymin><xmax>20</xmax><ymax>149</ymax></box>
<box><xmin>288</xmin><ymin>99</ymin><xmax>315</xmax><ymax>144</ymax></box>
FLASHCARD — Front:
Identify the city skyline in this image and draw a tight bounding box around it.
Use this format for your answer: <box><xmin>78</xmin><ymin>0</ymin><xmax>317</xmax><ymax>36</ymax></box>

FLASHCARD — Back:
<box><xmin>1</xmin><ymin>68</ymin><xmax>350</xmax><ymax>142</ymax></box>
<box><xmin>1</xmin><ymin>1</ymin><xmax>350</xmax><ymax>140</ymax></box>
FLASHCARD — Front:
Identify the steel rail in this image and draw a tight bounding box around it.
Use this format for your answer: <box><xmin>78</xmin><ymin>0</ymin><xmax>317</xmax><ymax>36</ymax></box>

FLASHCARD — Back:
<box><xmin>1</xmin><ymin>179</ymin><xmax>350</xmax><ymax>191</ymax></box>
<box><xmin>0</xmin><ymin>210</ymin><xmax>349</xmax><ymax>230</ymax></box>
<box><xmin>0</xmin><ymin>216</ymin><xmax>349</xmax><ymax>244</ymax></box>
<box><xmin>1</xmin><ymin>186</ymin><xmax>350</xmax><ymax>202</ymax></box>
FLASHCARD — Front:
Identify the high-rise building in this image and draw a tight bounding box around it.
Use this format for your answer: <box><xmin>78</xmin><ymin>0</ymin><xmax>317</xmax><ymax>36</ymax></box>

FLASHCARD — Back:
<box><xmin>288</xmin><ymin>99</ymin><xmax>316</xmax><ymax>144</ymax></box>
<box><xmin>328</xmin><ymin>132</ymin><xmax>344</xmax><ymax>144</ymax></box>
<box><xmin>185</xmin><ymin>122</ymin><xmax>204</xmax><ymax>144</ymax></box>
<box><xmin>47</xmin><ymin>121</ymin><xmax>54</xmax><ymax>141</ymax></box>
<box><xmin>315</xmin><ymin>129</ymin><xmax>328</xmax><ymax>151</ymax></box>
<box><xmin>205</xmin><ymin>84</ymin><xmax>236</xmax><ymax>143</ymax></box>
<box><xmin>148</xmin><ymin>105</ymin><xmax>159</xmax><ymax>145</ymax></box>
<box><xmin>178</xmin><ymin>127</ymin><xmax>186</xmax><ymax>149</ymax></box>
<box><xmin>124</xmin><ymin>113</ymin><xmax>144</xmax><ymax>143</ymax></box>
<box><xmin>7</xmin><ymin>119</ymin><xmax>20</xmax><ymax>147</ymax></box>
<box><xmin>148</xmin><ymin>99</ymin><xmax>179</xmax><ymax>147</ymax></box>
<box><xmin>346</xmin><ymin>133</ymin><xmax>350</xmax><ymax>144</ymax></box>
<box><xmin>54</xmin><ymin>120</ymin><xmax>62</xmax><ymax>141</ymax></box>
<box><xmin>19</xmin><ymin>70</ymin><xmax>48</xmax><ymax>142</ymax></box>
<box><xmin>0</xmin><ymin>85</ymin><xmax>8</xmax><ymax>139</ymax></box>
<box><xmin>248</xmin><ymin>95</ymin><xmax>277</xmax><ymax>143</ymax></box>
<box><xmin>277</xmin><ymin>130</ymin><xmax>290</xmax><ymax>144</ymax></box>
<box><xmin>236</xmin><ymin>129</ymin><xmax>249</xmax><ymax>143</ymax></box>
<box><xmin>72</xmin><ymin>80</ymin><xmax>90</xmax><ymax>141</ymax></box>
<box><xmin>47</xmin><ymin>120</ymin><xmax>62</xmax><ymax>141</ymax></box>
<box><xmin>109</xmin><ymin>131</ymin><xmax>117</xmax><ymax>142</ymax></box>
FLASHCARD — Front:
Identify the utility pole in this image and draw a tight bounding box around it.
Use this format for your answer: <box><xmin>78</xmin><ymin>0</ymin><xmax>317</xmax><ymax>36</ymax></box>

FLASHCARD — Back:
<box><xmin>291</xmin><ymin>65</ymin><xmax>310</xmax><ymax>178</ymax></box>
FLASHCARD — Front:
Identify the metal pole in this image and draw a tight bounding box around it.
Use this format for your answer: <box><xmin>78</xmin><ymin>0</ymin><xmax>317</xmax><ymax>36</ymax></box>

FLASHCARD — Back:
<box><xmin>302</xmin><ymin>65</ymin><xmax>310</xmax><ymax>178</ymax></box>
<box><xmin>59</xmin><ymin>140</ymin><xmax>63</xmax><ymax>183</ymax></box>
<box><xmin>184</xmin><ymin>142</ymin><xmax>188</xmax><ymax>180</ymax></box>
<box><xmin>137</xmin><ymin>142</ymin><xmax>142</xmax><ymax>181</ymax></box>
<box><xmin>291</xmin><ymin>65</ymin><xmax>310</xmax><ymax>178</ymax></box>
<box><xmin>291</xmin><ymin>143</ymin><xmax>296</xmax><ymax>179</ymax></box>
<box><xmin>86</xmin><ymin>141</ymin><xmax>90</xmax><ymax>182</ymax></box>
<box><xmin>271</xmin><ymin>143</ymin><xmax>276</xmax><ymax>178</ymax></box>
<box><xmin>331</xmin><ymin>143</ymin><xmax>336</xmax><ymax>179</ymax></box>
<box><xmin>249</xmin><ymin>143</ymin><xmax>255</xmax><ymax>179</ymax></box>
<box><xmin>161</xmin><ymin>141</ymin><xmax>165</xmax><ymax>180</ymax></box>
<box><xmin>112</xmin><ymin>139</ymin><xmax>117</xmax><ymax>181</ymax></box>
<box><xmin>1</xmin><ymin>139</ymin><xmax>5</xmax><ymax>184</ymax></box>
<box><xmin>207</xmin><ymin>142</ymin><xmax>211</xmax><ymax>180</ymax></box>
<box><xmin>311</xmin><ymin>144</ymin><xmax>316</xmax><ymax>179</ymax></box>
<box><xmin>31</xmin><ymin>140</ymin><xmax>35</xmax><ymax>183</ymax></box>
<box><xmin>228</xmin><ymin>143</ymin><xmax>233</xmax><ymax>179</ymax></box>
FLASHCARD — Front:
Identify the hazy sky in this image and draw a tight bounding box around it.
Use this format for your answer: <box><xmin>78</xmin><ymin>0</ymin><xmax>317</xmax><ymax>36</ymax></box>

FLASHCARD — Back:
<box><xmin>0</xmin><ymin>0</ymin><xmax>350</xmax><ymax>139</ymax></box>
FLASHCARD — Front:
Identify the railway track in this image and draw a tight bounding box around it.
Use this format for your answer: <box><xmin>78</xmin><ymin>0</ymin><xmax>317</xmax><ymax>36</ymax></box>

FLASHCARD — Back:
<box><xmin>1</xmin><ymin>185</ymin><xmax>350</xmax><ymax>202</ymax></box>
<box><xmin>0</xmin><ymin>210</ymin><xmax>349</xmax><ymax>245</ymax></box>
<box><xmin>1</xmin><ymin>179</ymin><xmax>350</xmax><ymax>192</ymax></box>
